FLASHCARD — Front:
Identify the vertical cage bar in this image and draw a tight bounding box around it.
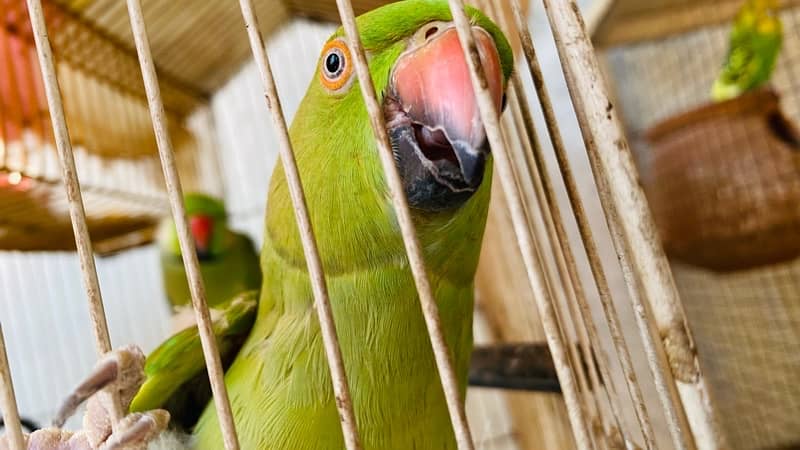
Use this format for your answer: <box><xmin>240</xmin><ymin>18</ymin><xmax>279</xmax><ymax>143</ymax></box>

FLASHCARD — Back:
<box><xmin>445</xmin><ymin>1</ymin><xmax>594</xmax><ymax>448</ymax></box>
<box><xmin>25</xmin><ymin>0</ymin><xmax>124</xmax><ymax>426</ymax></box>
<box><xmin>504</xmin><ymin>89</ymin><xmax>605</xmax><ymax>450</ymax></box>
<box><xmin>509</xmin><ymin>72</ymin><xmax>627</xmax><ymax>443</ymax></box>
<box><xmin>333</xmin><ymin>1</ymin><xmax>476</xmax><ymax>449</ymax></box>
<box><xmin>123</xmin><ymin>1</ymin><xmax>240</xmax><ymax>449</ymax></box>
<box><xmin>538</xmin><ymin>0</ymin><xmax>721</xmax><ymax>448</ymax></box>
<box><xmin>508</xmin><ymin>0</ymin><xmax>661</xmax><ymax>447</ymax></box>
<box><xmin>236</xmin><ymin>1</ymin><xmax>363</xmax><ymax>449</ymax></box>
<box><xmin>0</xmin><ymin>324</ymin><xmax>25</xmax><ymax>450</ymax></box>
<box><xmin>506</xmin><ymin>76</ymin><xmax>614</xmax><ymax>447</ymax></box>
<box><xmin>479</xmin><ymin>3</ymin><xmax>620</xmax><ymax>442</ymax></box>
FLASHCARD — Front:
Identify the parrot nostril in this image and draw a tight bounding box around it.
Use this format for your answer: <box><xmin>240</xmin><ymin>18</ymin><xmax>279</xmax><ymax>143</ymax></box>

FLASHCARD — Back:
<box><xmin>425</xmin><ymin>26</ymin><xmax>439</xmax><ymax>40</ymax></box>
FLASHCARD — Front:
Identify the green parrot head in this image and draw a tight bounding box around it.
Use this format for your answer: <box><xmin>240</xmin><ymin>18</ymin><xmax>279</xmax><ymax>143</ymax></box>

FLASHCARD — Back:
<box><xmin>298</xmin><ymin>0</ymin><xmax>513</xmax><ymax>212</ymax></box>
<box><xmin>267</xmin><ymin>1</ymin><xmax>514</xmax><ymax>276</ymax></box>
<box><xmin>157</xmin><ymin>193</ymin><xmax>230</xmax><ymax>261</ymax></box>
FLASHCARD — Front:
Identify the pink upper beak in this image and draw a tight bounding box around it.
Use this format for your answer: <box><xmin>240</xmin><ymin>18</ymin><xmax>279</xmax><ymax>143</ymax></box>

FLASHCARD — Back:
<box><xmin>391</xmin><ymin>24</ymin><xmax>504</xmax><ymax>161</ymax></box>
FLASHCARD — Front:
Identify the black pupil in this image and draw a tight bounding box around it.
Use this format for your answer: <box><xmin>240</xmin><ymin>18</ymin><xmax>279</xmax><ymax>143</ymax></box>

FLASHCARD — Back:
<box><xmin>325</xmin><ymin>52</ymin><xmax>341</xmax><ymax>75</ymax></box>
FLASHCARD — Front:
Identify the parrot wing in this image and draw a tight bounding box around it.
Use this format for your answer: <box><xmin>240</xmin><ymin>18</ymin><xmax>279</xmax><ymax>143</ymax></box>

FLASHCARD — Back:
<box><xmin>129</xmin><ymin>290</ymin><xmax>258</xmax><ymax>430</ymax></box>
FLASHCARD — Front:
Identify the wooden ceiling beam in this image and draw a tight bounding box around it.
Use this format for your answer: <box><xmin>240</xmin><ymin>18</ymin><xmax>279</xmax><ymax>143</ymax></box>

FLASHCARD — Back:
<box><xmin>284</xmin><ymin>0</ymin><xmax>393</xmax><ymax>23</ymax></box>
<box><xmin>593</xmin><ymin>0</ymin><xmax>800</xmax><ymax>48</ymax></box>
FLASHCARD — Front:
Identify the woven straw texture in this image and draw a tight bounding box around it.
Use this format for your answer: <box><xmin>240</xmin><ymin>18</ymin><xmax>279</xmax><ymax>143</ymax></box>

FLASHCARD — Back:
<box><xmin>601</xmin><ymin>5</ymin><xmax>800</xmax><ymax>449</ymax></box>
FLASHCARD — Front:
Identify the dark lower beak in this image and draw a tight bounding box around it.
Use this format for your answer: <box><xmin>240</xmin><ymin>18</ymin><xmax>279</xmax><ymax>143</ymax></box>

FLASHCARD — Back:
<box><xmin>385</xmin><ymin>23</ymin><xmax>504</xmax><ymax>210</ymax></box>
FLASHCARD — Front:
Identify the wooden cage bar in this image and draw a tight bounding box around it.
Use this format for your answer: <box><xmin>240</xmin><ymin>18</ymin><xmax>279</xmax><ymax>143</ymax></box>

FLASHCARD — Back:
<box><xmin>236</xmin><ymin>0</ymin><xmax>363</xmax><ymax>448</ymax></box>
<box><xmin>506</xmin><ymin>69</ymin><xmax>627</xmax><ymax>443</ymax></box>
<box><xmin>479</xmin><ymin>2</ymin><xmax>625</xmax><ymax>445</ymax></box>
<box><xmin>503</xmin><ymin>87</ymin><xmax>607</xmax><ymax>449</ymax></box>
<box><xmin>504</xmin><ymin>70</ymin><xmax>616</xmax><ymax>448</ymax></box>
<box><xmin>507</xmin><ymin>0</ymin><xmax>662</xmax><ymax>447</ymax></box>
<box><xmin>539</xmin><ymin>0</ymin><xmax>725</xmax><ymax>448</ymax></box>
<box><xmin>507</xmin><ymin>72</ymin><xmax>629</xmax><ymax>445</ymax></box>
<box><xmin>123</xmin><ymin>0</ymin><xmax>241</xmax><ymax>448</ymax></box>
<box><xmin>0</xmin><ymin>324</ymin><xmax>25</xmax><ymax>450</ymax></box>
<box><xmin>333</xmin><ymin>0</ymin><xmax>478</xmax><ymax>448</ymax></box>
<box><xmin>25</xmin><ymin>0</ymin><xmax>125</xmax><ymax>429</ymax></box>
<box><xmin>445</xmin><ymin>0</ymin><xmax>598</xmax><ymax>448</ymax></box>
<box><xmin>490</xmin><ymin>35</ymin><xmax>611</xmax><ymax>449</ymax></box>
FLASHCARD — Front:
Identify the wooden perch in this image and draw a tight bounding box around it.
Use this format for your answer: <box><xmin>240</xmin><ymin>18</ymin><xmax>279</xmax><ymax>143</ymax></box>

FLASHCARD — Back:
<box><xmin>469</xmin><ymin>343</ymin><xmax>606</xmax><ymax>394</ymax></box>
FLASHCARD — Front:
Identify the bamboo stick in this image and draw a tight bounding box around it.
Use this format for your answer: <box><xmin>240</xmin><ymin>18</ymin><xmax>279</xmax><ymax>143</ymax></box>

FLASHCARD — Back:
<box><xmin>506</xmin><ymin>79</ymin><xmax>613</xmax><ymax>449</ymax></box>
<box><xmin>445</xmin><ymin>1</ymin><xmax>594</xmax><ymax>448</ymax></box>
<box><xmin>333</xmin><ymin>1</ymin><xmax>476</xmax><ymax>448</ymax></box>
<box><xmin>507</xmin><ymin>0</ymin><xmax>665</xmax><ymax>447</ymax></box>
<box><xmin>482</xmin><ymin>44</ymin><xmax>605</xmax><ymax>447</ymax></box>
<box><xmin>536</xmin><ymin>0</ymin><xmax>722</xmax><ymax>448</ymax></box>
<box><xmin>509</xmin><ymin>72</ymin><xmax>626</xmax><ymax>441</ymax></box>
<box><xmin>0</xmin><ymin>324</ymin><xmax>25</xmax><ymax>450</ymax></box>
<box><xmin>478</xmin><ymin>2</ymin><xmax>614</xmax><ymax>441</ymax></box>
<box><xmin>236</xmin><ymin>1</ymin><xmax>363</xmax><ymax>449</ymax></box>
<box><xmin>25</xmin><ymin>0</ymin><xmax>125</xmax><ymax>427</ymax></box>
<box><xmin>505</xmin><ymin>92</ymin><xmax>603</xmax><ymax>450</ymax></box>
<box><xmin>124</xmin><ymin>1</ymin><xmax>240</xmax><ymax>449</ymax></box>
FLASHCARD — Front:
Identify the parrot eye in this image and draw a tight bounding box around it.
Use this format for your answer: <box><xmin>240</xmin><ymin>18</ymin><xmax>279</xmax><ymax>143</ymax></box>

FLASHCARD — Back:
<box><xmin>320</xmin><ymin>39</ymin><xmax>353</xmax><ymax>92</ymax></box>
<box><xmin>325</xmin><ymin>52</ymin><xmax>342</xmax><ymax>75</ymax></box>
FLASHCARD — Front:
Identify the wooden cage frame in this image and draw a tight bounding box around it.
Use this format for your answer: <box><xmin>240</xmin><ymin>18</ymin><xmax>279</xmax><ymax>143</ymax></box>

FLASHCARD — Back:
<box><xmin>0</xmin><ymin>0</ymin><xmax>728</xmax><ymax>449</ymax></box>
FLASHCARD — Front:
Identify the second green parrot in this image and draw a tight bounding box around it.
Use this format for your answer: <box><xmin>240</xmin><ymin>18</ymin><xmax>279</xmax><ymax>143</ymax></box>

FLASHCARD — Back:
<box><xmin>157</xmin><ymin>193</ymin><xmax>261</xmax><ymax>313</ymax></box>
<box><xmin>133</xmin><ymin>2</ymin><xmax>514</xmax><ymax>449</ymax></box>
<box><xmin>711</xmin><ymin>0</ymin><xmax>783</xmax><ymax>101</ymax></box>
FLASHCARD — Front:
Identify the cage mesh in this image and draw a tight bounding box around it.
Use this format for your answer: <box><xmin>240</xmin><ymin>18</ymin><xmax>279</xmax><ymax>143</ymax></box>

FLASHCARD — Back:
<box><xmin>601</xmin><ymin>5</ymin><xmax>800</xmax><ymax>449</ymax></box>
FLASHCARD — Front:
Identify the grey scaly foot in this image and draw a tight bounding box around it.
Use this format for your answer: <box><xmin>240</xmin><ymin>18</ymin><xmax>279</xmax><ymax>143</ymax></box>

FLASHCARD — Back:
<box><xmin>0</xmin><ymin>346</ymin><xmax>170</xmax><ymax>450</ymax></box>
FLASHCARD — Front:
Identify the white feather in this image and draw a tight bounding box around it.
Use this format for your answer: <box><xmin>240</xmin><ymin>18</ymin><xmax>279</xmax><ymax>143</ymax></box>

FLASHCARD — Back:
<box><xmin>146</xmin><ymin>430</ymin><xmax>194</xmax><ymax>450</ymax></box>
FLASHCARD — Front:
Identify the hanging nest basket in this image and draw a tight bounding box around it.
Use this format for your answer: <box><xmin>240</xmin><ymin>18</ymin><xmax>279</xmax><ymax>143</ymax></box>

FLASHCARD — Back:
<box><xmin>644</xmin><ymin>88</ymin><xmax>800</xmax><ymax>272</ymax></box>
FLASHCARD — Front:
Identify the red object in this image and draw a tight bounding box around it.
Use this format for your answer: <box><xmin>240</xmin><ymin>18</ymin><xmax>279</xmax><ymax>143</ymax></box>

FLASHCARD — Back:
<box><xmin>189</xmin><ymin>215</ymin><xmax>214</xmax><ymax>253</ymax></box>
<box><xmin>1</xmin><ymin>0</ymin><xmax>55</xmax><ymax>146</ymax></box>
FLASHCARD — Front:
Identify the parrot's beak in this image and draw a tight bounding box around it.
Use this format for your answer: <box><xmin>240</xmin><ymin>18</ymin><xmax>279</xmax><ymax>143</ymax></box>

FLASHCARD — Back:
<box><xmin>385</xmin><ymin>22</ymin><xmax>504</xmax><ymax>211</ymax></box>
<box><xmin>189</xmin><ymin>215</ymin><xmax>214</xmax><ymax>260</ymax></box>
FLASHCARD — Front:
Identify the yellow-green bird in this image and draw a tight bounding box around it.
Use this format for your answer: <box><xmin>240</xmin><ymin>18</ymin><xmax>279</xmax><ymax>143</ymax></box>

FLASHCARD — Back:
<box><xmin>157</xmin><ymin>193</ymin><xmax>261</xmax><ymax>312</ymax></box>
<box><xmin>711</xmin><ymin>0</ymin><xmax>783</xmax><ymax>101</ymax></box>
<box><xmin>132</xmin><ymin>1</ymin><xmax>513</xmax><ymax>449</ymax></box>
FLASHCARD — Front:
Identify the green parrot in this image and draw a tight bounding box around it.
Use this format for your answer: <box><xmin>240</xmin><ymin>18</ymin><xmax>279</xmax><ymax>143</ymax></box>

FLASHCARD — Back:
<box><xmin>133</xmin><ymin>2</ymin><xmax>513</xmax><ymax>448</ymax></box>
<box><xmin>156</xmin><ymin>193</ymin><xmax>262</xmax><ymax>313</ymax></box>
<box><xmin>711</xmin><ymin>0</ymin><xmax>783</xmax><ymax>101</ymax></box>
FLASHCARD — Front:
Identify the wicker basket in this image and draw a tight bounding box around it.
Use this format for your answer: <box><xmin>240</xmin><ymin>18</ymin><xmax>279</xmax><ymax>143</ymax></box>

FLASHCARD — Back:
<box><xmin>644</xmin><ymin>89</ymin><xmax>800</xmax><ymax>272</ymax></box>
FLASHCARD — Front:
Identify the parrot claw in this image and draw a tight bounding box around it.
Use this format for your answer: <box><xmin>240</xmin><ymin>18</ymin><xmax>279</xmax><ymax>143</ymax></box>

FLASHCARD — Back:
<box><xmin>0</xmin><ymin>345</ymin><xmax>170</xmax><ymax>450</ymax></box>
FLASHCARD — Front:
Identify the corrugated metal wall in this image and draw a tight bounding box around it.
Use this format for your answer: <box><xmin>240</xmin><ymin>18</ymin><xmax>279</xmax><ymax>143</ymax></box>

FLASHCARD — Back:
<box><xmin>0</xmin><ymin>247</ymin><xmax>172</xmax><ymax>428</ymax></box>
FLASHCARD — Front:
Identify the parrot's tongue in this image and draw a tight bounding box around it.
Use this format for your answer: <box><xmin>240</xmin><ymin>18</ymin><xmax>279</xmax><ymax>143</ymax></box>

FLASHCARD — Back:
<box><xmin>386</xmin><ymin>24</ymin><xmax>503</xmax><ymax>191</ymax></box>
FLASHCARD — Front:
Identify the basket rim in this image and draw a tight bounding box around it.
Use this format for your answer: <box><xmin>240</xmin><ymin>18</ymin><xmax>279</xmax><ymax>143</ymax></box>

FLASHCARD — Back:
<box><xmin>645</xmin><ymin>88</ymin><xmax>781</xmax><ymax>142</ymax></box>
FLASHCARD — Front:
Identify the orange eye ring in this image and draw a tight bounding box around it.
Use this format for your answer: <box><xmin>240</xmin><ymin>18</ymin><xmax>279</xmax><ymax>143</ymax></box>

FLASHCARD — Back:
<box><xmin>319</xmin><ymin>39</ymin><xmax>353</xmax><ymax>92</ymax></box>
